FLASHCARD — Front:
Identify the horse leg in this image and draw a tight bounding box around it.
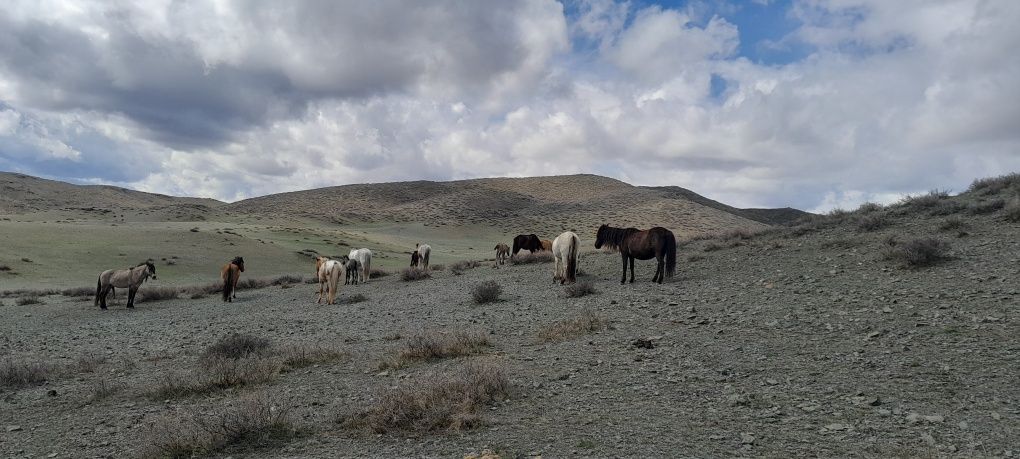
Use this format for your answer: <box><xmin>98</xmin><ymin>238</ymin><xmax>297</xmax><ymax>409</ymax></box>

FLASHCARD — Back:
<box><xmin>99</xmin><ymin>285</ymin><xmax>109</xmax><ymax>310</ymax></box>
<box><xmin>629</xmin><ymin>257</ymin><xmax>636</xmax><ymax>283</ymax></box>
<box><xmin>620</xmin><ymin>254</ymin><xmax>628</xmax><ymax>284</ymax></box>
<box><xmin>127</xmin><ymin>287</ymin><xmax>136</xmax><ymax>308</ymax></box>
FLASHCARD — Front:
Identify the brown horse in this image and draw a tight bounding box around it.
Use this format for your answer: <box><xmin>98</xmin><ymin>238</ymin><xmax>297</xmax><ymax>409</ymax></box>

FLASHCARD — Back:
<box><xmin>540</xmin><ymin>239</ymin><xmax>553</xmax><ymax>251</ymax></box>
<box><xmin>512</xmin><ymin>234</ymin><xmax>543</xmax><ymax>256</ymax></box>
<box><xmin>594</xmin><ymin>224</ymin><xmax>676</xmax><ymax>284</ymax></box>
<box><xmin>221</xmin><ymin>256</ymin><xmax>245</xmax><ymax>302</ymax></box>
<box><xmin>494</xmin><ymin>243</ymin><xmax>510</xmax><ymax>265</ymax></box>
<box><xmin>95</xmin><ymin>261</ymin><xmax>156</xmax><ymax>310</ymax></box>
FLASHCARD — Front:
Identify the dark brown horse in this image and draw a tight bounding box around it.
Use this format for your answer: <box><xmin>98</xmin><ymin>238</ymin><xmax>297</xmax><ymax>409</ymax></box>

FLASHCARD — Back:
<box><xmin>221</xmin><ymin>256</ymin><xmax>245</xmax><ymax>302</ymax></box>
<box><xmin>594</xmin><ymin>224</ymin><xmax>677</xmax><ymax>284</ymax></box>
<box><xmin>512</xmin><ymin>234</ymin><xmax>543</xmax><ymax>256</ymax></box>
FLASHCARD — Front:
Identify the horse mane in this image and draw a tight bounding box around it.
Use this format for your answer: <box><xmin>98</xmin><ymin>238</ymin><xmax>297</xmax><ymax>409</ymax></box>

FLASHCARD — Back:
<box><xmin>598</xmin><ymin>225</ymin><xmax>639</xmax><ymax>250</ymax></box>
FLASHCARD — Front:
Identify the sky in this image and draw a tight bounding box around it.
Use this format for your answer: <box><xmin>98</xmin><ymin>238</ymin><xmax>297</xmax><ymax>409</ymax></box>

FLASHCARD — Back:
<box><xmin>0</xmin><ymin>0</ymin><xmax>1018</xmax><ymax>212</ymax></box>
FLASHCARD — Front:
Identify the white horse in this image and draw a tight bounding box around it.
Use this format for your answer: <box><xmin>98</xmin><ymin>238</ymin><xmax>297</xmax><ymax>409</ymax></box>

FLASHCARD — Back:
<box><xmin>315</xmin><ymin>256</ymin><xmax>343</xmax><ymax>305</ymax></box>
<box><xmin>348</xmin><ymin>248</ymin><xmax>372</xmax><ymax>283</ymax></box>
<box><xmin>414</xmin><ymin>243</ymin><xmax>431</xmax><ymax>270</ymax></box>
<box><xmin>94</xmin><ymin>261</ymin><xmax>157</xmax><ymax>310</ymax></box>
<box><xmin>552</xmin><ymin>231</ymin><xmax>580</xmax><ymax>285</ymax></box>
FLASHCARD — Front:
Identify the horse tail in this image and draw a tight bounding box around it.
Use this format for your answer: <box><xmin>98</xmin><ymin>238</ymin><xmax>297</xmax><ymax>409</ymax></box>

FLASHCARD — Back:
<box><xmin>328</xmin><ymin>264</ymin><xmax>341</xmax><ymax>303</ymax></box>
<box><xmin>664</xmin><ymin>230</ymin><xmax>677</xmax><ymax>278</ymax></box>
<box><xmin>94</xmin><ymin>277</ymin><xmax>102</xmax><ymax>306</ymax></box>
<box><xmin>221</xmin><ymin>265</ymin><xmax>232</xmax><ymax>302</ymax></box>
<box><xmin>566</xmin><ymin>234</ymin><xmax>579</xmax><ymax>283</ymax></box>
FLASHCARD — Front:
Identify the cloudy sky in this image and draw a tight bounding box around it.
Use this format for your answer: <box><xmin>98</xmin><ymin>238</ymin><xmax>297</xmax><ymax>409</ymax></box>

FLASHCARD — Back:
<box><xmin>1</xmin><ymin>0</ymin><xmax>1018</xmax><ymax>211</ymax></box>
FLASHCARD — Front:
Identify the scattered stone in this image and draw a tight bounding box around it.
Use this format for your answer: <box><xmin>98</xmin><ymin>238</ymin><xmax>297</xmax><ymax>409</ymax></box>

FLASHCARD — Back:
<box><xmin>6</xmin><ymin>425</ymin><xmax>22</xmax><ymax>432</ymax></box>
<box><xmin>823</xmin><ymin>423</ymin><xmax>850</xmax><ymax>431</ymax></box>
<box><xmin>740</xmin><ymin>433</ymin><xmax>755</xmax><ymax>445</ymax></box>
<box><xmin>632</xmin><ymin>338</ymin><xmax>654</xmax><ymax>349</ymax></box>
<box><xmin>47</xmin><ymin>389</ymin><xmax>57</xmax><ymax>397</ymax></box>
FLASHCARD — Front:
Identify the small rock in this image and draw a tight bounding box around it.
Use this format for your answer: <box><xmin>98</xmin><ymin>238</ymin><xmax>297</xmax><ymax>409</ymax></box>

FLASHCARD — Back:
<box><xmin>632</xmin><ymin>338</ymin><xmax>654</xmax><ymax>349</ymax></box>
<box><xmin>6</xmin><ymin>425</ymin><xmax>22</xmax><ymax>432</ymax></box>
<box><xmin>991</xmin><ymin>412</ymin><xmax>1002</xmax><ymax>420</ymax></box>
<box><xmin>823</xmin><ymin>423</ymin><xmax>850</xmax><ymax>431</ymax></box>
<box><xmin>740</xmin><ymin>433</ymin><xmax>755</xmax><ymax>445</ymax></box>
<box><xmin>765</xmin><ymin>378</ymin><xmax>778</xmax><ymax>386</ymax></box>
<box><xmin>921</xmin><ymin>433</ymin><xmax>936</xmax><ymax>446</ymax></box>
<box><xmin>47</xmin><ymin>389</ymin><xmax>58</xmax><ymax>397</ymax></box>
<box><xmin>376</xmin><ymin>370</ymin><xmax>389</xmax><ymax>377</ymax></box>
<box><xmin>958</xmin><ymin>421</ymin><xmax>969</xmax><ymax>429</ymax></box>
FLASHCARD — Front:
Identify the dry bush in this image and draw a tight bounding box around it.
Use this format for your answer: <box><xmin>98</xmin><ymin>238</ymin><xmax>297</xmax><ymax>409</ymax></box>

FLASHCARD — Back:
<box><xmin>400</xmin><ymin>267</ymin><xmax>431</xmax><ymax>281</ymax></box>
<box><xmin>938</xmin><ymin>216</ymin><xmax>967</xmax><ymax>231</ymax></box>
<box><xmin>927</xmin><ymin>200</ymin><xmax>967</xmax><ymax>216</ymax></box>
<box><xmin>369</xmin><ymin>269</ymin><xmax>389</xmax><ymax>279</ymax></box>
<box><xmin>968</xmin><ymin>173</ymin><xmax>1020</xmax><ymax>195</ymax></box>
<box><xmin>856</xmin><ymin>202</ymin><xmax>883</xmax><ymax>213</ymax></box>
<box><xmin>1</xmin><ymin>358</ymin><xmax>52</xmax><ymax>388</ymax></box>
<box><xmin>509</xmin><ymin>252</ymin><xmax>554</xmax><ymax>265</ymax></box>
<box><xmin>968</xmin><ymin>198</ymin><xmax>1005</xmax><ymax>215</ymax></box>
<box><xmin>278</xmin><ymin>344</ymin><xmax>347</xmax><ymax>370</ymax></box>
<box><xmin>720</xmin><ymin>228</ymin><xmax>755</xmax><ymax>240</ymax></box>
<box><xmin>270</xmin><ymin>274</ymin><xmax>303</xmax><ymax>285</ymax></box>
<box><xmin>855</xmin><ymin>213</ymin><xmax>891</xmax><ymax>232</ymax></box>
<box><xmin>342</xmin><ymin>360</ymin><xmax>509</xmax><ymax>433</ymax></box>
<box><xmin>564</xmin><ymin>281</ymin><xmax>597</xmax><ymax>298</ymax></box>
<box><xmin>0</xmin><ymin>264</ymin><xmax>11</xmax><ymax>272</ymax></box>
<box><xmin>16</xmin><ymin>296</ymin><xmax>42</xmax><ymax>306</ymax></box>
<box><xmin>61</xmin><ymin>286</ymin><xmax>93</xmax><ymax>297</ymax></box>
<box><xmin>826</xmin><ymin>208</ymin><xmax>851</xmax><ymax>222</ymax></box>
<box><xmin>143</xmin><ymin>394</ymin><xmax>299</xmax><ymax>457</ymax></box>
<box><xmin>89</xmin><ymin>377</ymin><xmax>118</xmax><ymax>402</ymax></box>
<box><xmin>204</xmin><ymin>333</ymin><xmax>271</xmax><ymax>360</ymax></box>
<box><xmin>382</xmin><ymin>329</ymin><xmax>491</xmax><ymax>369</ymax></box>
<box><xmin>538</xmin><ymin>310</ymin><xmax>608</xmax><ymax>343</ymax></box>
<box><xmin>235</xmin><ymin>278</ymin><xmax>270</xmax><ymax>290</ymax></box>
<box><xmin>450</xmin><ymin>260</ymin><xmax>480</xmax><ymax>275</ymax></box>
<box><xmin>1005</xmin><ymin>198</ymin><xmax>1020</xmax><ymax>222</ymax></box>
<box><xmin>703</xmin><ymin>242</ymin><xmax>724</xmax><ymax>252</ymax></box>
<box><xmin>883</xmin><ymin>237</ymin><xmax>951</xmax><ymax>268</ymax></box>
<box><xmin>430</xmin><ymin>264</ymin><xmax>445</xmax><ymax>271</ymax></box>
<box><xmin>181</xmin><ymin>282</ymin><xmax>221</xmax><ymax>297</ymax></box>
<box><xmin>147</xmin><ymin>356</ymin><xmax>283</xmax><ymax>399</ymax></box>
<box><xmin>76</xmin><ymin>353</ymin><xmax>107</xmax><ymax>373</ymax></box>
<box><xmin>137</xmin><ymin>286</ymin><xmax>179</xmax><ymax>303</ymax></box>
<box><xmin>687</xmin><ymin>254</ymin><xmax>705</xmax><ymax>262</ymax></box>
<box><xmin>472</xmin><ymin>281</ymin><xmax>502</xmax><ymax>304</ymax></box>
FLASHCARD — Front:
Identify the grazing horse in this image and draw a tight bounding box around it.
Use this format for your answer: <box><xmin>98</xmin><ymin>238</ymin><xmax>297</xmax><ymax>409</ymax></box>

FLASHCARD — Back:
<box><xmin>494</xmin><ymin>243</ymin><xmax>510</xmax><ymax>265</ymax></box>
<box><xmin>348</xmin><ymin>248</ymin><xmax>372</xmax><ymax>283</ymax></box>
<box><xmin>540</xmin><ymin>239</ymin><xmax>553</xmax><ymax>251</ymax></box>
<box><xmin>552</xmin><ymin>231</ymin><xmax>580</xmax><ymax>284</ymax></box>
<box><xmin>221</xmin><ymin>256</ymin><xmax>245</xmax><ymax>302</ymax></box>
<box><xmin>511</xmin><ymin>234</ymin><xmax>543</xmax><ymax>256</ymax></box>
<box><xmin>344</xmin><ymin>258</ymin><xmax>361</xmax><ymax>285</ymax></box>
<box><xmin>412</xmin><ymin>243</ymin><xmax>431</xmax><ymax>270</ymax></box>
<box><xmin>594</xmin><ymin>224</ymin><xmax>677</xmax><ymax>284</ymax></box>
<box><xmin>94</xmin><ymin>261</ymin><xmax>156</xmax><ymax>310</ymax></box>
<box><xmin>315</xmin><ymin>256</ymin><xmax>343</xmax><ymax>304</ymax></box>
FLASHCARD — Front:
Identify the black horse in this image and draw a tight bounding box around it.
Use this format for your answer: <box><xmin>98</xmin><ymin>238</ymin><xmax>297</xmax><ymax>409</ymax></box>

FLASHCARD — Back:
<box><xmin>511</xmin><ymin>234</ymin><xmax>543</xmax><ymax>256</ymax></box>
<box><xmin>594</xmin><ymin>224</ymin><xmax>677</xmax><ymax>284</ymax></box>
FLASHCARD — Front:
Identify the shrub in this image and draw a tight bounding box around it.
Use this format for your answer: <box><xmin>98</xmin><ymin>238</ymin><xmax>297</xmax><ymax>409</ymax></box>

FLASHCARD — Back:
<box><xmin>968</xmin><ymin>173</ymin><xmax>1020</xmax><ymax>195</ymax></box>
<box><xmin>339</xmin><ymin>293</ymin><xmax>368</xmax><ymax>304</ymax></box>
<box><xmin>342</xmin><ymin>360</ymin><xmax>509</xmax><ymax>433</ymax></box>
<box><xmin>369</xmin><ymin>269</ymin><xmax>389</xmax><ymax>279</ymax></box>
<box><xmin>61</xmin><ymin>286</ymin><xmax>94</xmax><ymax>297</ymax></box>
<box><xmin>76</xmin><ymin>353</ymin><xmax>107</xmax><ymax>373</ymax></box>
<box><xmin>381</xmin><ymin>329</ymin><xmax>491</xmax><ymax>369</ymax></box>
<box><xmin>703</xmin><ymin>242</ymin><xmax>724</xmax><ymax>252</ymax></box>
<box><xmin>451</xmin><ymin>260</ymin><xmax>481</xmax><ymax>274</ymax></box>
<box><xmin>1</xmin><ymin>358</ymin><xmax>52</xmax><ymax>388</ymax></box>
<box><xmin>137</xmin><ymin>286</ymin><xmax>179</xmax><ymax>303</ymax></box>
<box><xmin>564</xmin><ymin>281</ymin><xmax>597</xmax><ymax>298</ymax></box>
<box><xmin>720</xmin><ymin>228</ymin><xmax>755</xmax><ymax>240</ymax></box>
<box><xmin>400</xmin><ymin>267</ymin><xmax>431</xmax><ymax>281</ymax></box>
<box><xmin>927</xmin><ymin>200</ymin><xmax>967</xmax><ymax>216</ymax></box>
<box><xmin>0</xmin><ymin>265</ymin><xmax>11</xmax><ymax>272</ymax></box>
<box><xmin>277</xmin><ymin>344</ymin><xmax>347</xmax><ymax>369</ymax></box>
<box><xmin>968</xmin><ymin>199</ymin><xmax>1005</xmax><ymax>215</ymax></box>
<box><xmin>883</xmin><ymin>237</ymin><xmax>951</xmax><ymax>268</ymax></box>
<box><xmin>509</xmin><ymin>252</ymin><xmax>553</xmax><ymax>265</ymax></box>
<box><xmin>430</xmin><ymin>264</ymin><xmax>445</xmax><ymax>271</ymax></box>
<box><xmin>472</xmin><ymin>281</ymin><xmax>502</xmax><ymax>304</ymax></box>
<box><xmin>89</xmin><ymin>377</ymin><xmax>118</xmax><ymax>402</ymax></box>
<box><xmin>855</xmin><ymin>213</ymin><xmax>890</xmax><ymax>232</ymax></box>
<box><xmin>538</xmin><ymin>310</ymin><xmax>608</xmax><ymax>343</ymax></box>
<box><xmin>16</xmin><ymin>296</ymin><xmax>42</xmax><ymax>306</ymax></box>
<box><xmin>826</xmin><ymin>208</ymin><xmax>851</xmax><ymax>222</ymax></box>
<box><xmin>143</xmin><ymin>394</ymin><xmax>300</xmax><ymax>457</ymax></box>
<box><xmin>235</xmin><ymin>278</ymin><xmax>270</xmax><ymax>290</ymax></box>
<box><xmin>938</xmin><ymin>216</ymin><xmax>966</xmax><ymax>231</ymax></box>
<box><xmin>270</xmin><ymin>274</ymin><xmax>303</xmax><ymax>285</ymax></box>
<box><xmin>687</xmin><ymin>254</ymin><xmax>705</xmax><ymax>262</ymax></box>
<box><xmin>1005</xmin><ymin>198</ymin><xmax>1020</xmax><ymax>223</ymax></box>
<box><xmin>204</xmin><ymin>333</ymin><xmax>271</xmax><ymax>360</ymax></box>
<box><xmin>856</xmin><ymin>202</ymin><xmax>883</xmax><ymax>213</ymax></box>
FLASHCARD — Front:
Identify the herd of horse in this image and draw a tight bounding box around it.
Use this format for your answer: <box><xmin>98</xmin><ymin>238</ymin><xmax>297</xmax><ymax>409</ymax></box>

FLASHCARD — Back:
<box><xmin>91</xmin><ymin>224</ymin><xmax>678</xmax><ymax>309</ymax></box>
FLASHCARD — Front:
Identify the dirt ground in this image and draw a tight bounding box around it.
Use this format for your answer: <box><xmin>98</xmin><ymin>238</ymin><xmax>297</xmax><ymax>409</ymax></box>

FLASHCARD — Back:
<box><xmin>2</xmin><ymin>194</ymin><xmax>1018</xmax><ymax>458</ymax></box>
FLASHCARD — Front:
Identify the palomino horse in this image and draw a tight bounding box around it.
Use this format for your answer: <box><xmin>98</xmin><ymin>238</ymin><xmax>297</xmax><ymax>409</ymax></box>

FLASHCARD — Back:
<box><xmin>348</xmin><ymin>248</ymin><xmax>372</xmax><ymax>283</ymax></box>
<box><xmin>410</xmin><ymin>243</ymin><xmax>431</xmax><ymax>270</ymax></box>
<box><xmin>221</xmin><ymin>256</ymin><xmax>245</xmax><ymax>302</ymax></box>
<box><xmin>94</xmin><ymin>261</ymin><xmax>157</xmax><ymax>310</ymax></box>
<box><xmin>511</xmin><ymin>234</ymin><xmax>543</xmax><ymax>257</ymax></box>
<box><xmin>315</xmin><ymin>256</ymin><xmax>343</xmax><ymax>304</ymax></box>
<box><xmin>541</xmin><ymin>239</ymin><xmax>553</xmax><ymax>251</ymax></box>
<box><xmin>594</xmin><ymin>224</ymin><xmax>677</xmax><ymax>284</ymax></box>
<box><xmin>552</xmin><ymin>231</ymin><xmax>580</xmax><ymax>284</ymax></box>
<box><xmin>494</xmin><ymin>243</ymin><xmax>510</xmax><ymax>265</ymax></box>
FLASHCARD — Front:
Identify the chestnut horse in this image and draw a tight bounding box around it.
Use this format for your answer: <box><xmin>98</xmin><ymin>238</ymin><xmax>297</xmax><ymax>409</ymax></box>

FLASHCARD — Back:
<box><xmin>540</xmin><ymin>239</ymin><xmax>553</xmax><ymax>251</ymax></box>
<box><xmin>594</xmin><ymin>225</ymin><xmax>676</xmax><ymax>284</ymax></box>
<box><xmin>221</xmin><ymin>256</ymin><xmax>245</xmax><ymax>302</ymax></box>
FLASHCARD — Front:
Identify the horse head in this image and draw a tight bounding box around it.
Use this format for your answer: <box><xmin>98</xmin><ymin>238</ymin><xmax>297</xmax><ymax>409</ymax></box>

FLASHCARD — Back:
<box><xmin>410</xmin><ymin>250</ymin><xmax>420</xmax><ymax>267</ymax></box>
<box><xmin>145</xmin><ymin>260</ymin><xmax>157</xmax><ymax>280</ymax></box>
<box><xmin>594</xmin><ymin>224</ymin><xmax>609</xmax><ymax>249</ymax></box>
<box><xmin>232</xmin><ymin>256</ymin><xmax>245</xmax><ymax>272</ymax></box>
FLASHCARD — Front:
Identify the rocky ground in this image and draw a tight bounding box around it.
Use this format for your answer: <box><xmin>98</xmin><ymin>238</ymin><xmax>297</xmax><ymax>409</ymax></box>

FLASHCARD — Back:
<box><xmin>1</xmin><ymin>186</ymin><xmax>1019</xmax><ymax>458</ymax></box>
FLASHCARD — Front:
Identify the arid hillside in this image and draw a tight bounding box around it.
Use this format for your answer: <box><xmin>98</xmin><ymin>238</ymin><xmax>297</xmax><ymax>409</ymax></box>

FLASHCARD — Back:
<box><xmin>224</xmin><ymin>174</ymin><xmax>801</xmax><ymax>238</ymax></box>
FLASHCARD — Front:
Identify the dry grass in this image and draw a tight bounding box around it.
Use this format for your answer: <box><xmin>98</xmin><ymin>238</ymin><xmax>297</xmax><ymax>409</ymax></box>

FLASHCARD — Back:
<box><xmin>1005</xmin><ymin>198</ymin><xmax>1020</xmax><ymax>223</ymax></box>
<box><xmin>15</xmin><ymin>296</ymin><xmax>43</xmax><ymax>306</ymax></box>
<box><xmin>1</xmin><ymin>358</ymin><xmax>52</xmax><ymax>388</ymax></box>
<box><xmin>538</xmin><ymin>310</ymin><xmax>608</xmax><ymax>343</ymax></box>
<box><xmin>883</xmin><ymin>237</ymin><xmax>951</xmax><ymax>268</ymax></box>
<box><xmin>89</xmin><ymin>377</ymin><xmax>119</xmax><ymax>402</ymax></box>
<box><xmin>968</xmin><ymin>172</ymin><xmax>1020</xmax><ymax>195</ymax></box>
<box><xmin>342</xmin><ymin>360</ymin><xmax>510</xmax><ymax>433</ymax></box>
<box><xmin>472</xmin><ymin>281</ymin><xmax>502</xmax><ymax>304</ymax></box>
<box><xmin>75</xmin><ymin>353</ymin><xmax>108</xmax><ymax>373</ymax></box>
<box><xmin>400</xmin><ymin>267</ymin><xmax>431</xmax><ymax>281</ymax></box>
<box><xmin>719</xmin><ymin>228</ymin><xmax>756</xmax><ymax>240</ymax></box>
<box><xmin>430</xmin><ymin>264</ymin><xmax>445</xmax><ymax>271</ymax></box>
<box><xmin>204</xmin><ymin>333</ymin><xmax>271</xmax><ymax>360</ymax></box>
<box><xmin>856</xmin><ymin>202</ymin><xmax>883</xmax><ymax>213</ymax></box>
<box><xmin>277</xmin><ymin>344</ymin><xmax>347</xmax><ymax>369</ymax></box>
<box><xmin>938</xmin><ymin>216</ymin><xmax>967</xmax><ymax>231</ymax></box>
<box><xmin>142</xmin><ymin>394</ymin><xmax>300</xmax><ymax>458</ymax></box>
<box><xmin>0</xmin><ymin>264</ymin><xmax>11</xmax><ymax>272</ymax></box>
<box><xmin>369</xmin><ymin>269</ymin><xmax>389</xmax><ymax>279</ymax></box>
<box><xmin>339</xmin><ymin>293</ymin><xmax>368</xmax><ymax>304</ymax></box>
<box><xmin>968</xmin><ymin>198</ymin><xmax>1005</xmax><ymax>215</ymax></box>
<box><xmin>137</xmin><ymin>286</ymin><xmax>179</xmax><ymax>303</ymax></box>
<box><xmin>61</xmin><ymin>286</ymin><xmax>94</xmax><ymax>297</ymax></box>
<box><xmin>451</xmin><ymin>260</ymin><xmax>480</xmax><ymax>275</ymax></box>
<box><xmin>564</xmin><ymin>281</ymin><xmax>597</xmax><ymax>298</ymax></box>
<box><xmin>381</xmin><ymin>329</ymin><xmax>491</xmax><ymax>369</ymax></box>
<box><xmin>855</xmin><ymin>213</ymin><xmax>891</xmax><ymax>232</ymax></box>
<box><xmin>510</xmin><ymin>252</ymin><xmax>554</xmax><ymax>265</ymax></box>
